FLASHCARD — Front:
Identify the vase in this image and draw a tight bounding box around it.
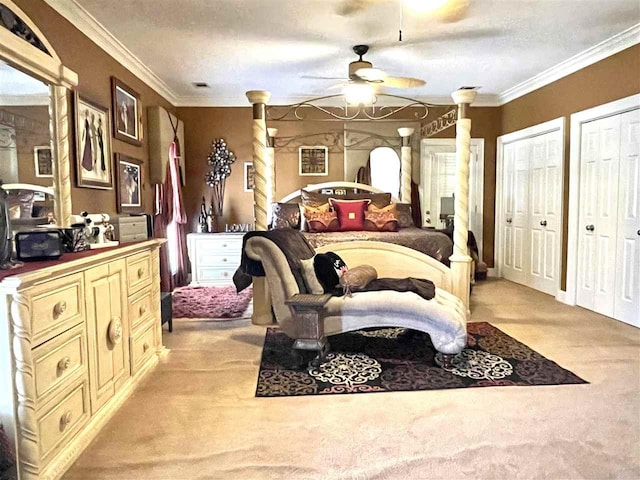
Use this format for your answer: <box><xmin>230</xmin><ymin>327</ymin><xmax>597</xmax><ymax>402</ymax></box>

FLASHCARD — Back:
<box><xmin>206</xmin><ymin>214</ymin><xmax>218</xmax><ymax>233</ymax></box>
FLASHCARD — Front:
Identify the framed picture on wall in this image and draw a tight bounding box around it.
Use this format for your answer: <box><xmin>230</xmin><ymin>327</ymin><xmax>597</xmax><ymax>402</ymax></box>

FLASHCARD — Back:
<box><xmin>299</xmin><ymin>146</ymin><xmax>328</xmax><ymax>176</ymax></box>
<box><xmin>111</xmin><ymin>77</ymin><xmax>142</xmax><ymax>146</ymax></box>
<box><xmin>244</xmin><ymin>162</ymin><xmax>255</xmax><ymax>192</ymax></box>
<box><xmin>73</xmin><ymin>92</ymin><xmax>113</xmax><ymax>189</ymax></box>
<box><xmin>33</xmin><ymin>145</ymin><xmax>52</xmax><ymax>177</ymax></box>
<box><xmin>115</xmin><ymin>153</ymin><xmax>144</xmax><ymax>213</ymax></box>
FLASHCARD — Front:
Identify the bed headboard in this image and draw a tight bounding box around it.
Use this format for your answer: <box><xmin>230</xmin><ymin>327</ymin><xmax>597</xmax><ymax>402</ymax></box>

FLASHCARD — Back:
<box><xmin>278</xmin><ymin>181</ymin><xmax>401</xmax><ymax>204</ymax></box>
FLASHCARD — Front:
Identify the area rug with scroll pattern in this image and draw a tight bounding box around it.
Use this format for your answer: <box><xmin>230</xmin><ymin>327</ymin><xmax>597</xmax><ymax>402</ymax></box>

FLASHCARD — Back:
<box><xmin>256</xmin><ymin>322</ymin><xmax>587</xmax><ymax>397</ymax></box>
<box><xmin>172</xmin><ymin>285</ymin><xmax>252</xmax><ymax>319</ymax></box>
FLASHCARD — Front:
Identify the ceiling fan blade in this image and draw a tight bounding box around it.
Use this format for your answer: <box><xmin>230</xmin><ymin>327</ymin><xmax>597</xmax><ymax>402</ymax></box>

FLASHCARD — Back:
<box><xmin>382</xmin><ymin>76</ymin><xmax>426</xmax><ymax>89</ymax></box>
<box><xmin>301</xmin><ymin>75</ymin><xmax>349</xmax><ymax>80</ymax></box>
<box><xmin>354</xmin><ymin>67</ymin><xmax>387</xmax><ymax>82</ymax></box>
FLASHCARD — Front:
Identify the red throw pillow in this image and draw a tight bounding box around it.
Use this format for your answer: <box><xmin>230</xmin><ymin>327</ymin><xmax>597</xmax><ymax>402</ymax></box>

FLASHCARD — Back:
<box><xmin>329</xmin><ymin>199</ymin><xmax>369</xmax><ymax>231</ymax></box>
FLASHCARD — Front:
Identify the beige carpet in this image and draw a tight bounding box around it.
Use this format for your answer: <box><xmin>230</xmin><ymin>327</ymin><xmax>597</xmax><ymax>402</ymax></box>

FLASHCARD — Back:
<box><xmin>64</xmin><ymin>279</ymin><xmax>640</xmax><ymax>480</ymax></box>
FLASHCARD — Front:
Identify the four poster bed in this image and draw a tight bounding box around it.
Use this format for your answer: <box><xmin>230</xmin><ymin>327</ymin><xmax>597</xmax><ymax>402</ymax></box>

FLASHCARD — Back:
<box><xmin>244</xmin><ymin>88</ymin><xmax>478</xmax><ymax>332</ymax></box>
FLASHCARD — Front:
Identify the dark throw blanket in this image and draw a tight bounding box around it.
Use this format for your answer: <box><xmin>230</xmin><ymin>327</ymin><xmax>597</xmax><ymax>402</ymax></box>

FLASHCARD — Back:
<box><xmin>233</xmin><ymin>229</ymin><xmax>315</xmax><ymax>293</ymax></box>
<box><xmin>357</xmin><ymin>277</ymin><xmax>435</xmax><ymax>301</ymax></box>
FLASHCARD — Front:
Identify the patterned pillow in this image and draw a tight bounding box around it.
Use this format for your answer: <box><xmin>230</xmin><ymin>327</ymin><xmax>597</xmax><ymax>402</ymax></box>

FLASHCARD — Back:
<box><xmin>301</xmin><ymin>205</ymin><xmax>339</xmax><ymax>233</ymax></box>
<box><xmin>364</xmin><ymin>203</ymin><xmax>399</xmax><ymax>232</ymax></box>
<box><xmin>313</xmin><ymin>252</ymin><xmax>348</xmax><ymax>293</ymax></box>
<box><xmin>301</xmin><ymin>189</ymin><xmax>391</xmax><ymax>209</ymax></box>
<box><xmin>395</xmin><ymin>203</ymin><xmax>415</xmax><ymax>228</ymax></box>
<box><xmin>271</xmin><ymin>203</ymin><xmax>301</xmax><ymax>230</ymax></box>
<box><xmin>344</xmin><ymin>192</ymin><xmax>392</xmax><ymax>208</ymax></box>
<box><xmin>329</xmin><ymin>199</ymin><xmax>369</xmax><ymax>231</ymax></box>
<box><xmin>339</xmin><ymin>264</ymin><xmax>378</xmax><ymax>296</ymax></box>
<box><xmin>300</xmin><ymin>189</ymin><xmax>332</xmax><ymax>208</ymax></box>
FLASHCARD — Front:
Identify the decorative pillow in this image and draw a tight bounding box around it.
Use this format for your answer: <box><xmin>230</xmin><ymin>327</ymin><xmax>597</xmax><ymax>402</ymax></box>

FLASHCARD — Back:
<box><xmin>300</xmin><ymin>189</ymin><xmax>333</xmax><ymax>208</ymax></box>
<box><xmin>300</xmin><ymin>257</ymin><xmax>324</xmax><ymax>294</ymax></box>
<box><xmin>344</xmin><ymin>192</ymin><xmax>392</xmax><ymax>208</ymax></box>
<box><xmin>300</xmin><ymin>204</ymin><xmax>338</xmax><ymax>232</ymax></box>
<box><xmin>271</xmin><ymin>203</ymin><xmax>301</xmax><ymax>230</ymax></box>
<box><xmin>313</xmin><ymin>252</ymin><xmax>348</xmax><ymax>293</ymax></box>
<box><xmin>395</xmin><ymin>203</ymin><xmax>415</xmax><ymax>228</ymax></box>
<box><xmin>364</xmin><ymin>203</ymin><xmax>399</xmax><ymax>232</ymax></box>
<box><xmin>339</xmin><ymin>264</ymin><xmax>378</xmax><ymax>296</ymax></box>
<box><xmin>329</xmin><ymin>198</ymin><xmax>369</xmax><ymax>231</ymax></box>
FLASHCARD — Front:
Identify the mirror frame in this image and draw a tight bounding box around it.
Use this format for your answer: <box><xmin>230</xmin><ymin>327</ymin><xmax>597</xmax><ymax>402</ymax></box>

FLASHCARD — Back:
<box><xmin>0</xmin><ymin>0</ymin><xmax>78</xmax><ymax>226</ymax></box>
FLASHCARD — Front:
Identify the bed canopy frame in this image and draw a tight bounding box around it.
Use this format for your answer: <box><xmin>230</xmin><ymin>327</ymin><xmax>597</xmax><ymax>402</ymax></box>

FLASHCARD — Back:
<box><xmin>245</xmin><ymin>89</ymin><xmax>477</xmax><ymax>311</ymax></box>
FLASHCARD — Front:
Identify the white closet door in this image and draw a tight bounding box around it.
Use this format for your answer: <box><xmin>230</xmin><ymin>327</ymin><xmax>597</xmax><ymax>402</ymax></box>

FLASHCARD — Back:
<box><xmin>614</xmin><ymin>109</ymin><xmax>640</xmax><ymax>326</ymax></box>
<box><xmin>529</xmin><ymin>131</ymin><xmax>563</xmax><ymax>295</ymax></box>
<box><xmin>502</xmin><ymin>141</ymin><xmax>530</xmax><ymax>285</ymax></box>
<box><xmin>577</xmin><ymin>115</ymin><xmax>621</xmax><ymax>316</ymax></box>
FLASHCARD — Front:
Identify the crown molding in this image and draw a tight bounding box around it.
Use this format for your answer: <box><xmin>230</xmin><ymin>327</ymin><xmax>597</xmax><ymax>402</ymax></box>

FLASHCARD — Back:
<box><xmin>43</xmin><ymin>0</ymin><xmax>178</xmax><ymax>105</ymax></box>
<box><xmin>174</xmin><ymin>94</ymin><xmax>501</xmax><ymax>108</ymax></box>
<box><xmin>498</xmin><ymin>23</ymin><xmax>640</xmax><ymax>105</ymax></box>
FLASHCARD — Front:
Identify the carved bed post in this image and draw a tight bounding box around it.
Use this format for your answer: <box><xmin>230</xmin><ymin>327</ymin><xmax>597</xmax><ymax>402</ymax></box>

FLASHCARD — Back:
<box><xmin>450</xmin><ymin>89</ymin><xmax>477</xmax><ymax>314</ymax></box>
<box><xmin>397</xmin><ymin>127</ymin><xmax>414</xmax><ymax>203</ymax></box>
<box><xmin>266</xmin><ymin>127</ymin><xmax>278</xmax><ymax>224</ymax></box>
<box><xmin>246</xmin><ymin>91</ymin><xmax>274</xmax><ymax>325</ymax></box>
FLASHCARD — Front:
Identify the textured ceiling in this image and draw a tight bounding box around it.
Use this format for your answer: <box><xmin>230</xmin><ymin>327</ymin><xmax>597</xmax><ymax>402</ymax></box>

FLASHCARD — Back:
<box><xmin>72</xmin><ymin>0</ymin><xmax>640</xmax><ymax>105</ymax></box>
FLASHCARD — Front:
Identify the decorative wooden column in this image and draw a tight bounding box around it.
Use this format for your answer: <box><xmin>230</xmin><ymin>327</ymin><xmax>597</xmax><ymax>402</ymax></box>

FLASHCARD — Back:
<box><xmin>246</xmin><ymin>90</ymin><xmax>271</xmax><ymax>231</ymax></box>
<box><xmin>266</xmin><ymin>127</ymin><xmax>278</xmax><ymax>224</ymax></box>
<box><xmin>397</xmin><ymin>127</ymin><xmax>414</xmax><ymax>203</ymax></box>
<box><xmin>450</xmin><ymin>89</ymin><xmax>477</xmax><ymax>314</ymax></box>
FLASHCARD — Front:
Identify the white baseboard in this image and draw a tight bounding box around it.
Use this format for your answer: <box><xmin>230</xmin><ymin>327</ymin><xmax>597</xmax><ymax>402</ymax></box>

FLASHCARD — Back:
<box><xmin>555</xmin><ymin>290</ymin><xmax>575</xmax><ymax>305</ymax></box>
<box><xmin>487</xmin><ymin>268</ymin><xmax>499</xmax><ymax>278</ymax></box>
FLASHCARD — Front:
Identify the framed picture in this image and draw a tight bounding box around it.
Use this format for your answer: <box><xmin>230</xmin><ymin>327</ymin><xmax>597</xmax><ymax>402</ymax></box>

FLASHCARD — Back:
<box><xmin>74</xmin><ymin>92</ymin><xmax>113</xmax><ymax>189</ymax></box>
<box><xmin>244</xmin><ymin>162</ymin><xmax>255</xmax><ymax>192</ymax></box>
<box><xmin>115</xmin><ymin>154</ymin><xmax>143</xmax><ymax>213</ymax></box>
<box><xmin>33</xmin><ymin>145</ymin><xmax>52</xmax><ymax>177</ymax></box>
<box><xmin>111</xmin><ymin>77</ymin><xmax>142</xmax><ymax>145</ymax></box>
<box><xmin>299</xmin><ymin>146</ymin><xmax>328</xmax><ymax>176</ymax></box>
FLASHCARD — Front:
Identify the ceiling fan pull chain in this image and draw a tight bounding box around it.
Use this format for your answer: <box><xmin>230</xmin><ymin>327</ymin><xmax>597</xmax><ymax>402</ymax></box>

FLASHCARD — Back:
<box><xmin>399</xmin><ymin>0</ymin><xmax>403</xmax><ymax>42</ymax></box>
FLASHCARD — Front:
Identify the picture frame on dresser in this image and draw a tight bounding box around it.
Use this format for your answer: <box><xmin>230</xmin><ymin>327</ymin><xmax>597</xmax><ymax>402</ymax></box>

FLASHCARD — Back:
<box><xmin>74</xmin><ymin>92</ymin><xmax>113</xmax><ymax>189</ymax></box>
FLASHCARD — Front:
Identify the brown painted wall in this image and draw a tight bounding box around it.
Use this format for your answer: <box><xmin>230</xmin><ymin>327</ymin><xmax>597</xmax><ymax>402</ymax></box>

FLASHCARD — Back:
<box><xmin>500</xmin><ymin>44</ymin><xmax>640</xmax><ymax>289</ymax></box>
<box><xmin>13</xmin><ymin>0</ymin><xmax>175</xmax><ymax>218</ymax></box>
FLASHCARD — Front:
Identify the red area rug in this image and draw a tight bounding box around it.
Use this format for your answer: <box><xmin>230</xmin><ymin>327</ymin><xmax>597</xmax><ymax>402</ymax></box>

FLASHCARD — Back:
<box><xmin>172</xmin><ymin>286</ymin><xmax>252</xmax><ymax>319</ymax></box>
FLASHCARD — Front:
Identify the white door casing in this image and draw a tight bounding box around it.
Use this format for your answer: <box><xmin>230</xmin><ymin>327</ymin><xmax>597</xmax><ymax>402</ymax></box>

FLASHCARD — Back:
<box><xmin>496</xmin><ymin>118</ymin><xmax>565</xmax><ymax>297</ymax></box>
<box><xmin>567</xmin><ymin>94</ymin><xmax>640</xmax><ymax>328</ymax></box>
<box><xmin>420</xmin><ymin>139</ymin><xmax>484</xmax><ymax>259</ymax></box>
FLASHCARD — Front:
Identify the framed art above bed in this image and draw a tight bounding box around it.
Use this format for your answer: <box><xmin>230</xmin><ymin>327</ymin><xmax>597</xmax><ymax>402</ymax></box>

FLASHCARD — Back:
<box><xmin>299</xmin><ymin>146</ymin><xmax>328</xmax><ymax>176</ymax></box>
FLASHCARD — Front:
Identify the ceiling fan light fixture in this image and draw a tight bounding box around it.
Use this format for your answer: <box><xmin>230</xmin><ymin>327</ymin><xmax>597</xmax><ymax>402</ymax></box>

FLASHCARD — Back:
<box><xmin>405</xmin><ymin>0</ymin><xmax>448</xmax><ymax>13</ymax></box>
<box><xmin>343</xmin><ymin>82</ymin><xmax>376</xmax><ymax>105</ymax></box>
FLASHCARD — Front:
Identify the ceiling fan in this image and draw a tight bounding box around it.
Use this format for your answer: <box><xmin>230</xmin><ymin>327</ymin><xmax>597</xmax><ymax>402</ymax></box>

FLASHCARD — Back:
<box><xmin>336</xmin><ymin>0</ymin><xmax>470</xmax><ymax>23</ymax></box>
<box><xmin>305</xmin><ymin>44</ymin><xmax>426</xmax><ymax>93</ymax></box>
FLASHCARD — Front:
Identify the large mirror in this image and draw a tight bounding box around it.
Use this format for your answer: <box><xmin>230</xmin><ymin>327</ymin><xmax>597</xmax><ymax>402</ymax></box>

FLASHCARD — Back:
<box><xmin>0</xmin><ymin>59</ymin><xmax>56</xmax><ymax>231</ymax></box>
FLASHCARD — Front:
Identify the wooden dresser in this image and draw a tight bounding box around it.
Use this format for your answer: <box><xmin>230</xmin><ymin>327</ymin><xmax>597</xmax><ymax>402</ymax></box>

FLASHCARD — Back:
<box><xmin>0</xmin><ymin>240</ymin><xmax>165</xmax><ymax>480</ymax></box>
<box><xmin>187</xmin><ymin>233</ymin><xmax>244</xmax><ymax>286</ymax></box>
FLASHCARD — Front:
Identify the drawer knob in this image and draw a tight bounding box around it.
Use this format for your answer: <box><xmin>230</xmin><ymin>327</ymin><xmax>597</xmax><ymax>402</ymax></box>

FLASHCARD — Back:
<box><xmin>223</xmin><ymin>272</ymin><xmax>228</xmax><ymax>277</ymax></box>
<box><xmin>222</xmin><ymin>258</ymin><xmax>227</xmax><ymax>262</ymax></box>
<box><xmin>57</xmin><ymin>356</ymin><xmax>72</xmax><ymax>373</ymax></box>
<box><xmin>53</xmin><ymin>300</ymin><xmax>67</xmax><ymax>317</ymax></box>
<box><xmin>60</xmin><ymin>410</ymin><xmax>73</xmax><ymax>431</ymax></box>
<box><xmin>222</xmin><ymin>244</ymin><xmax>227</xmax><ymax>248</ymax></box>
<box><xmin>137</xmin><ymin>267</ymin><xmax>145</xmax><ymax>278</ymax></box>
<box><xmin>139</xmin><ymin>305</ymin><xmax>147</xmax><ymax>316</ymax></box>
<box><xmin>143</xmin><ymin>342</ymin><xmax>150</xmax><ymax>352</ymax></box>
<box><xmin>108</xmin><ymin>317</ymin><xmax>123</xmax><ymax>345</ymax></box>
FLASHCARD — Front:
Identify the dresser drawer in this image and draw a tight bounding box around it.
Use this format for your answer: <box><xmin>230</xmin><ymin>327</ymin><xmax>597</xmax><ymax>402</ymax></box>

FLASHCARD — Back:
<box><xmin>33</xmin><ymin>324</ymin><xmax>86</xmax><ymax>402</ymax></box>
<box><xmin>196</xmin><ymin>267</ymin><xmax>235</xmax><ymax>284</ymax></box>
<box><xmin>38</xmin><ymin>379</ymin><xmax>90</xmax><ymax>463</ymax></box>
<box><xmin>118</xmin><ymin>220</ymin><xmax>147</xmax><ymax>237</ymax></box>
<box><xmin>196</xmin><ymin>250</ymin><xmax>241</xmax><ymax>268</ymax></box>
<box><xmin>128</xmin><ymin>285</ymin><xmax>154</xmax><ymax>332</ymax></box>
<box><xmin>130</xmin><ymin>321</ymin><xmax>155</xmax><ymax>375</ymax></box>
<box><xmin>120</xmin><ymin>232</ymin><xmax>148</xmax><ymax>243</ymax></box>
<box><xmin>29</xmin><ymin>273</ymin><xmax>84</xmax><ymax>346</ymax></box>
<box><xmin>126</xmin><ymin>251</ymin><xmax>152</xmax><ymax>293</ymax></box>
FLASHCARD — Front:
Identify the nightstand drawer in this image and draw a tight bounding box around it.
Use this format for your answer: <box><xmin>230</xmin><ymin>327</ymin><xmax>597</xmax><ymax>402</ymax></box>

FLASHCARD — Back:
<box><xmin>29</xmin><ymin>273</ymin><xmax>84</xmax><ymax>346</ymax></box>
<box><xmin>33</xmin><ymin>324</ymin><xmax>86</xmax><ymax>402</ymax></box>
<box><xmin>126</xmin><ymin>251</ymin><xmax>152</xmax><ymax>293</ymax></box>
<box><xmin>196</xmin><ymin>267</ymin><xmax>235</xmax><ymax>283</ymax></box>
<box><xmin>128</xmin><ymin>285</ymin><xmax>154</xmax><ymax>332</ymax></box>
<box><xmin>196</xmin><ymin>251</ymin><xmax>241</xmax><ymax>267</ymax></box>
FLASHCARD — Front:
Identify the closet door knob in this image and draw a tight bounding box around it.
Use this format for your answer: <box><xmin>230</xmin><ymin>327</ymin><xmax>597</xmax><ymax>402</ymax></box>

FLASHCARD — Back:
<box><xmin>506</xmin><ymin>218</ymin><xmax>513</xmax><ymax>224</ymax></box>
<box><xmin>540</xmin><ymin>220</ymin><xmax>547</xmax><ymax>227</ymax></box>
<box><xmin>586</xmin><ymin>224</ymin><xmax>595</xmax><ymax>232</ymax></box>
